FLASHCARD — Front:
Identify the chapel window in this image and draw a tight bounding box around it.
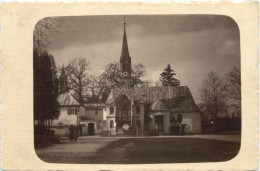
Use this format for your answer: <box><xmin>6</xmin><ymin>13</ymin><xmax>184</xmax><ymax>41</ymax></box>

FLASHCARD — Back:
<box><xmin>110</xmin><ymin>107</ymin><xmax>114</xmax><ymax>114</ymax></box>
<box><xmin>136</xmin><ymin>106</ymin><xmax>140</xmax><ymax>114</ymax></box>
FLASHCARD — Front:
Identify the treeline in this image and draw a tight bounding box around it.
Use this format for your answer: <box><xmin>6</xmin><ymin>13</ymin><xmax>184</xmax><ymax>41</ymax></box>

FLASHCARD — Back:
<box><xmin>60</xmin><ymin>59</ymin><xmax>183</xmax><ymax>104</ymax></box>
<box><xmin>60</xmin><ymin>58</ymin><xmax>148</xmax><ymax>104</ymax></box>
<box><xmin>34</xmin><ymin>50</ymin><xmax>59</xmax><ymax>129</ymax></box>
<box><xmin>33</xmin><ymin>17</ymin><xmax>60</xmax><ymax>132</ymax></box>
<box><xmin>198</xmin><ymin>67</ymin><xmax>241</xmax><ymax>122</ymax></box>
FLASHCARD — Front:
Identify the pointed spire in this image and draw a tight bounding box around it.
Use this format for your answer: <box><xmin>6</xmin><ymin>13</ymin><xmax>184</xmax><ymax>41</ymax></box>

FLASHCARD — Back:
<box><xmin>59</xmin><ymin>64</ymin><xmax>68</xmax><ymax>93</ymax></box>
<box><xmin>121</xmin><ymin>16</ymin><xmax>130</xmax><ymax>59</ymax></box>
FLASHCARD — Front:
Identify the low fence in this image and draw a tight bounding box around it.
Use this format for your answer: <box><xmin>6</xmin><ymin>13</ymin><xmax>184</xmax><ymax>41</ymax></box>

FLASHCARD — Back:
<box><xmin>201</xmin><ymin>118</ymin><xmax>241</xmax><ymax>134</ymax></box>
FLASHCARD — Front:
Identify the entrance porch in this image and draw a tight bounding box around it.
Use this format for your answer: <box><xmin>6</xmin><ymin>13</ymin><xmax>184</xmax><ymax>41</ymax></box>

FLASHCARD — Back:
<box><xmin>149</xmin><ymin>111</ymin><xmax>170</xmax><ymax>135</ymax></box>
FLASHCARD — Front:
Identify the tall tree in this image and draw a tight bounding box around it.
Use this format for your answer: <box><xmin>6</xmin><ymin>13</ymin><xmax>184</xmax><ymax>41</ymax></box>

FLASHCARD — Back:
<box><xmin>199</xmin><ymin>71</ymin><xmax>225</xmax><ymax>121</ymax></box>
<box><xmin>102</xmin><ymin>62</ymin><xmax>122</xmax><ymax>88</ymax></box>
<box><xmin>34</xmin><ymin>50</ymin><xmax>59</xmax><ymax>130</ymax></box>
<box><xmin>223</xmin><ymin>66</ymin><xmax>241</xmax><ymax>108</ymax></box>
<box><xmin>66</xmin><ymin>58</ymin><xmax>90</xmax><ymax>104</ymax></box>
<box><xmin>131</xmin><ymin>63</ymin><xmax>147</xmax><ymax>86</ymax></box>
<box><xmin>159</xmin><ymin>64</ymin><xmax>180</xmax><ymax>86</ymax></box>
<box><xmin>102</xmin><ymin>62</ymin><xmax>147</xmax><ymax>88</ymax></box>
<box><xmin>87</xmin><ymin>74</ymin><xmax>108</xmax><ymax>103</ymax></box>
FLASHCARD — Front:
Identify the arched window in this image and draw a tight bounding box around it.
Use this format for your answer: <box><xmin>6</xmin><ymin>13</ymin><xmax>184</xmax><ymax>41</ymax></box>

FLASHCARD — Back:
<box><xmin>110</xmin><ymin>120</ymin><xmax>114</xmax><ymax>128</ymax></box>
<box><xmin>110</xmin><ymin>107</ymin><xmax>114</xmax><ymax>114</ymax></box>
<box><xmin>136</xmin><ymin>106</ymin><xmax>140</xmax><ymax>114</ymax></box>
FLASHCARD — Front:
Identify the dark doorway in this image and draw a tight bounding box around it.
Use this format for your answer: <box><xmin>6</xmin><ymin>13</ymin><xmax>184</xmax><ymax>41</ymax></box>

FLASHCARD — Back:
<box><xmin>155</xmin><ymin>115</ymin><xmax>164</xmax><ymax>135</ymax></box>
<box><xmin>88</xmin><ymin>123</ymin><xmax>95</xmax><ymax>135</ymax></box>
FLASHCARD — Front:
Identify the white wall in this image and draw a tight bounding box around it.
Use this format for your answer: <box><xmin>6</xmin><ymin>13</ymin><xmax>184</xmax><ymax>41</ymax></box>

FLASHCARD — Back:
<box><xmin>52</xmin><ymin>106</ymin><xmax>79</xmax><ymax>126</ymax></box>
<box><xmin>171</xmin><ymin>112</ymin><xmax>201</xmax><ymax>134</ymax></box>
<box><xmin>79</xmin><ymin>106</ymin><xmax>86</xmax><ymax>118</ymax></box>
<box><xmin>83</xmin><ymin>109</ymin><xmax>103</xmax><ymax>121</ymax></box>
<box><xmin>50</xmin><ymin>126</ymin><xmax>70</xmax><ymax>137</ymax></box>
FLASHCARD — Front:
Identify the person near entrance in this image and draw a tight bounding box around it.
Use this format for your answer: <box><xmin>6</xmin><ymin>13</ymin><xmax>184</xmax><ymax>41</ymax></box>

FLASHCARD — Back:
<box><xmin>69</xmin><ymin>125</ymin><xmax>78</xmax><ymax>142</ymax></box>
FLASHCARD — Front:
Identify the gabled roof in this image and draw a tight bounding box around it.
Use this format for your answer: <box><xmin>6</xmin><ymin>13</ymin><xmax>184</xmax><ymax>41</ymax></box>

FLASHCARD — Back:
<box><xmin>57</xmin><ymin>92</ymin><xmax>80</xmax><ymax>106</ymax></box>
<box><xmin>150</xmin><ymin>98</ymin><xmax>168</xmax><ymax>111</ymax></box>
<box><xmin>106</xmin><ymin>86</ymin><xmax>199</xmax><ymax>112</ymax></box>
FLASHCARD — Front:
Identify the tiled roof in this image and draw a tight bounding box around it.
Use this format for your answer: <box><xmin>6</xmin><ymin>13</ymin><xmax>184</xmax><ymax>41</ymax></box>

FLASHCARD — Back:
<box><xmin>84</xmin><ymin>103</ymin><xmax>106</xmax><ymax>110</ymax></box>
<box><xmin>57</xmin><ymin>92</ymin><xmax>80</xmax><ymax>106</ymax></box>
<box><xmin>106</xmin><ymin>86</ymin><xmax>199</xmax><ymax>112</ymax></box>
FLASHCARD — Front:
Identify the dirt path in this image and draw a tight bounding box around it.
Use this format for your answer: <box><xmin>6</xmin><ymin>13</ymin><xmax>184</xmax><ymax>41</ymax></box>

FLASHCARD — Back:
<box><xmin>35</xmin><ymin>137</ymin><xmax>119</xmax><ymax>163</ymax></box>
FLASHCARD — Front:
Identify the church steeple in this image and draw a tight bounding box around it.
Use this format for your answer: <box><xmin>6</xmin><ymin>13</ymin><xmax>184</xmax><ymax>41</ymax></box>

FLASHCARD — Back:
<box><xmin>121</xmin><ymin>18</ymin><xmax>130</xmax><ymax>60</ymax></box>
<box><xmin>60</xmin><ymin>65</ymin><xmax>67</xmax><ymax>93</ymax></box>
<box><xmin>120</xmin><ymin>16</ymin><xmax>132</xmax><ymax>87</ymax></box>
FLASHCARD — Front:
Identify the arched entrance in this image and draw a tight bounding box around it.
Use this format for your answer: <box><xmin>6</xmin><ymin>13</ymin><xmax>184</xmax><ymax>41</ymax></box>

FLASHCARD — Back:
<box><xmin>154</xmin><ymin>112</ymin><xmax>164</xmax><ymax>135</ymax></box>
<box><xmin>115</xmin><ymin>94</ymin><xmax>132</xmax><ymax>134</ymax></box>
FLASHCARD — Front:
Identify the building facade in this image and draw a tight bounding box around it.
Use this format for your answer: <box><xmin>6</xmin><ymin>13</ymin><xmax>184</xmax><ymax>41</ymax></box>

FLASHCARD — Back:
<box><xmin>51</xmin><ymin>67</ymin><xmax>103</xmax><ymax>136</ymax></box>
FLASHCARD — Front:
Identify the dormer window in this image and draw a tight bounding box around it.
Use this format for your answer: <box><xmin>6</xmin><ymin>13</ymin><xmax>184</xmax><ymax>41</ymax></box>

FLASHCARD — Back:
<box><xmin>110</xmin><ymin>107</ymin><xmax>114</xmax><ymax>114</ymax></box>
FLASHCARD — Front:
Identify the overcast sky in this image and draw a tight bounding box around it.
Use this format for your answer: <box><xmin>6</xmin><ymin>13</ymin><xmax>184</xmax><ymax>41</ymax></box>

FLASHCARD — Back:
<box><xmin>44</xmin><ymin>15</ymin><xmax>240</xmax><ymax>103</ymax></box>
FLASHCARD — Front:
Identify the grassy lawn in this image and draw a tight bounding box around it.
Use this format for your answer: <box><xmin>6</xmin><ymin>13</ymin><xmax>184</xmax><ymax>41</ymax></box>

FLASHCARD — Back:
<box><xmin>36</xmin><ymin>137</ymin><xmax>240</xmax><ymax>164</ymax></box>
<box><xmin>89</xmin><ymin>138</ymin><xmax>240</xmax><ymax>164</ymax></box>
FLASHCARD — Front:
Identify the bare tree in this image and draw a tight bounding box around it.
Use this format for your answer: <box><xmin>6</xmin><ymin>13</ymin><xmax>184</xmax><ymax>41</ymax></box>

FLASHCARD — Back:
<box><xmin>33</xmin><ymin>17</ymin><xmax>59</xmax><ymax>54</ymax></box>
<box><xmin>199</xmin><ymin>71</ymin><xmax>225</xmax><ymax>121</ymax></box>
<box><xmin>131</xmin><ymin>63</ymin><xmax>147</xmax><ymax>86</ymax></box>
<box><xmin>102</xmin><ymin>62</ymin><xmax>122</xmax><ymax>88</ymax></box>
<box><xmin>66</xmin><ymin>58</ymin><xmax>90</xmax><ymax>104</ymax></box>
<box><xmin>86</xmin><ymin>62</ymin><xmax>148</xmax><ymax>103</ymax></box>
<box><xmin>101</xmin><ymin>62</ymin><xmax>147</xmax><ymax>88</ymax></box>
<box><xmin>223</xmin><ymin>66</ymin><xmax>241</xmax><ymax>108</ymax></box>
<box><xmin>87</xmin><ymin>74</ymin><xmax>108</xmax><ymax>103</ymax></box>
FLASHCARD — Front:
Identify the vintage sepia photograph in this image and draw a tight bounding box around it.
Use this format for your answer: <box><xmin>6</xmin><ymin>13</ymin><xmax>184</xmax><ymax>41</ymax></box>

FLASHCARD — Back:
<box><xmin>33</xmin><ymin>15</ymin><xmax>241</xmax><ymax>164</ymax></box>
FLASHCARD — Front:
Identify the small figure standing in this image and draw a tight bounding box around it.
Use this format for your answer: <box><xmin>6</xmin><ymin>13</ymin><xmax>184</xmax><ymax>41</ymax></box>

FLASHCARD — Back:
<box><xmin>69</xmin><ymin>125</ymin><xmax>78</xmax><ymax>142</ymax></box>
<box><xmin>69</xmin><ymin>125</ymin><xmax>74</xmax><ymax>142</ymax></box>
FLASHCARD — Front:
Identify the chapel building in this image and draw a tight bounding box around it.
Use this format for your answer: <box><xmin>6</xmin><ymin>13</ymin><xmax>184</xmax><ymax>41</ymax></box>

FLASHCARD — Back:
<box><xmin>103</xmin><ymin>21</ymin><xmax>202</xmax><ymax>135</ymax></box>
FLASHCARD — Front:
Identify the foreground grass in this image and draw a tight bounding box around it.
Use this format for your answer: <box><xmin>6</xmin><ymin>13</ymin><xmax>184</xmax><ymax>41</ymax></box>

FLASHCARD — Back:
<box><xmin>36</xmin><ymin>137</ymin><xmax>240</xmax><ymax>164</ymax></box>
